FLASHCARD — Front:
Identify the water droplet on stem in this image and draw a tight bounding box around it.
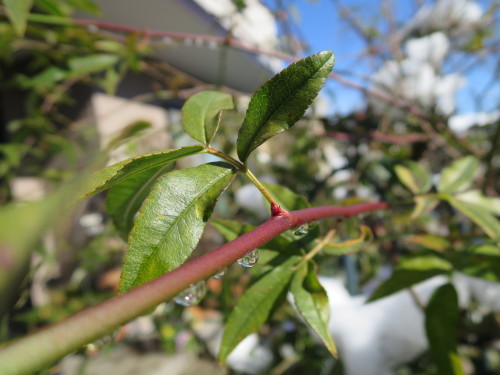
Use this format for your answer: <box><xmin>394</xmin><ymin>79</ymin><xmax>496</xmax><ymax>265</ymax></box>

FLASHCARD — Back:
<box><xmin>174</xmin><ymin>281</ymin><xmax>206</xmax><ymax>306</ymax></box>
<box><xmin>237</xmin><ymin>249</ymin><xmax>259</xmax><ymax>268</ymax></box>
<box><xmin>294</xmin><ymin>224</ymin><xmax>309</xmax><ymax>236</ymax></box>
<box><xmin>211</xmin><ymin>269</ymin><xmax>226</xmax><ymax>279</ymax></box>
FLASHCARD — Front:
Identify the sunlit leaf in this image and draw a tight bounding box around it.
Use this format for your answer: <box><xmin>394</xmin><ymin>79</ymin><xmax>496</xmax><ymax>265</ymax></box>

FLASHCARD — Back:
<box><xmin>291</xmin><ymin>263</ymin><xmax>337</xmax><ymax>356</ymax></box>
<box><xmin>119</xmin><ymin>162</ymin><xmax>236</xmax><ymax>293</ymax></box>
<box><xmin>368</xmin><ymin>256</ymin><xmax>452</xmax><ymax>302</ymax></box>
<box><xmin>395</xmin><ymin>161</ymin><xmax>431</xmax><ymax>194</ymax></box>
<box><xmin>437</xmin><ymin>156</ymin><xmax>479</xmax><ymax>194</ymax></box>
<box><xmin>219</xmin><ymin>256</ymin><xmax>299</xmax><ymax>363</ymax></box>
<box><xmin>4</xmin><ymin>0</ymin><xmax>33</xmax><ymax>36</ymax></box>
<box><xmin>454</xmin><ymin>190</ymin><xmax>500</xmax><ymax>216</ymax></box>
<box><xmin>182</xmin><ymin>91</ymin><xmax>234</xmax><ymax>145</ymax></box>
<box><xmin>20</xmin><ymin>67</ymin><xmax>68</xmax><ymax>89</ymax></box>
<box><xmin>80</xmin><ymin>145</ymin><xmax>204</xmax><ymax>199</ymax></box>
<box><xmin>106</xmin><ymin>162</ymin><xmax>175</xmax><ymax>240</ymax></box>
<box><xmin>68</xmin><ymin>54</ymin><xmax>120</xmax><ymax>75</ymax></box>
<box><xmin>411</xmin><ymin>196</ymin><xmax>439</xmax><ymax>219</ymax></box>
<box><xmin>425</xmin><ymin>284</ymin><xmax>465</xmax><ymax>375</ymax></box>
<box><xmin>449</xmin><ymin>198</ymin><xmax>500</xmax><ymax>240</ymax></box>
<box><xmin>406</xmin><ymin>234</ymin><xmax>450</xmax><ymax>252</ymax></box>
<box><xmin>237</xmin><ymin>51</ymin><xmax>335</xmax><ymax>162</ymax></box>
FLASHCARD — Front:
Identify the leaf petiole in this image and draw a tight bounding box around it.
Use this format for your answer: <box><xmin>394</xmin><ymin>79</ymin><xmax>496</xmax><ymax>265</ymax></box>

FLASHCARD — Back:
<box><xmin>205</xmin><ymin>147</ymin><xmax>279</xmax><ymax>209</ymax></box>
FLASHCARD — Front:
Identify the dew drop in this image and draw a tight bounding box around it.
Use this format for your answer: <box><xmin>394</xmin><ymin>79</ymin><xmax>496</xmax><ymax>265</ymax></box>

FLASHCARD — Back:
<box><xmin>211</xmin><ymin>269</ymin><xmax>226</xmax><ymax>279</ymax></box>
<box><xmin>237</xmin><ymin>249</ymin><xmax>259</xmax><ymax>268</ymax></box>
<box><xmin>294</xmin><ymin>224</ymin><xmax>309</xmax><ymax>236</ymax></box>
<box><xmin>174</xmin><ymin>281</ymin><xmax>206</xmax><ymax>306</ymax></box>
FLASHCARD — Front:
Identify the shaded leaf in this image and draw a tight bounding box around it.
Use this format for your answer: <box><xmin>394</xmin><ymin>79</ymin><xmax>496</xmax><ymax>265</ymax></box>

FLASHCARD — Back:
<box><xmin>437</xmin><ymin>156</ymin><xmax>479</xmax><ymax>194</ymax></box>
<box><xmin>322</xmin><ymin>226</ymin><xmax>372</xmax><ymax>256</ymax></box>
<box><xmin>291</xmin><ymin>263</ymin><xmax>336</xmax><ymax>356</ymax></box>
<box><xmin>68</xmin><ymin>54</ymin><xmax>120</xmax><ymax>75</ymax></box>
<box><xmin>106</xmin><ymin>162</ymin><xmax>175</xmax><ymax>240</ymax></box>
<box><xmin>182</xmin><ymin>91</ymin><xmax>234</xmax><ymax>145</ymax></box>
<box><xmin>119</xmin><ymin>162</ymin><xmax>235</xmax><ymax>293</ymax></box>
<box><xmin>449</xmin><ymin>198</ymin><xmax>500</xmax><ymax>240</ymax></box>
<box><xmin>80</xmin><ymin>145</ymin><xmax>204</xmax><ymax>199</ymax></box>
<box><xmin>219</xmin><ymin>256</ymin><xmax>299</xmax><ymax>362</ymax></box>
<box><xmin>395</xmin><ymin>161</ymin><xmax>431</xmax><ymax>194</ymax></box>
<box><xmin>4</xmin><ymin>0</ymin><xmax>33</xmax><ymax>36</ymax></box>
<box><xmin>425</xmin><ymin>284</ymin><xmax>465</xmax><ymax>375</ymax></box>
<box><xmin>368</xmin><ymin>256</ymin><xmax>452</xmax><ymax>302</ymax></box>
<box><xmin>237</xmin><ymin>51</ymin><xmax>335</xmax><ymax>162</ymax></box>
<box><xmin>451</xmin><ymin>245</ymin><xmax>500</xmax><ymax>282</ymax></box>
<box><xmin>406</xmin><ymin>234</ymin><xmax>450</xmax><ymax>252</ymax></box>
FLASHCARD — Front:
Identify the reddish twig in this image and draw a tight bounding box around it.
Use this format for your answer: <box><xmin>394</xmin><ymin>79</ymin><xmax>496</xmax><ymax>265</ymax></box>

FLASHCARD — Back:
<box><xmin>0</xmin><ymin>202</ymin><xmax>388</xmax><ymax>375</ymax></box>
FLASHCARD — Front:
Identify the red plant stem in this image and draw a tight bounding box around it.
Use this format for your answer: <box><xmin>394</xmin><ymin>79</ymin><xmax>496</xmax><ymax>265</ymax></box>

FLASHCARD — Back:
<box><xmin>0</xmin><ymin>202</ymin><xmax>387</xmax><ymax>375</ymax></box>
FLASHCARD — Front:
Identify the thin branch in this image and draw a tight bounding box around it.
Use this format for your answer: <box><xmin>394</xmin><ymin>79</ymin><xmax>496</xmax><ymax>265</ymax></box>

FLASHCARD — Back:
<box><xmin>0</xmin><ymin>202</ymin><xmax>388</xmax><ymax>375</ymax></box>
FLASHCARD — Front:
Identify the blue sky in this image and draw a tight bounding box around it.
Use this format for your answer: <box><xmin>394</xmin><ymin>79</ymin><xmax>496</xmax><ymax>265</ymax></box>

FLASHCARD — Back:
<box><xmin>277</xmin><ymin>0</ymin><xmax>498</xmax><ymax>116</ymax></box>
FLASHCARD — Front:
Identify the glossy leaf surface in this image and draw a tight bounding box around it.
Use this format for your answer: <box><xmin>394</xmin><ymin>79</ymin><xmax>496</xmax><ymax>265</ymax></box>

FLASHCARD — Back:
<box><xmin>80</xmin><ymin>145</ymin><xmax>204</xmax><ymax>199</ymax></box>
<box><xmin>219</xmin><ymin>256</ymin><xmax>299</xmax><ymax>362</ymax></box>
<box><xmin>119</xmin><ymin>162</ymin><xmax>235</xmax><ymax>293</ymax></box>
<box><xmin>425</xmin><ymin>284</ymin><xmax>465</xmax><ymax>375</ymax></box>
<box><xmin>291</xmin><ymin>263</ymin><xmax>337</xmax><ymax>356</ymax></box>
<box><xmin>106</xmin><ymin>163</ymin><xmax>175</xmax><ymax>240</ymax></box>
<box><xmin>437</xmin><ymin>156</ymin><xmax>479</xmax><ymax>194</ymax></box>
<box><xmin>182</xmin><ymin>91</ymin><xmax>234</xmax><ymax>145</ymax></box>
<box><xmin>368</xmin><ymin>256</ymin><xmax>452</xmax><ymax>302</ymax></box>
<box><xmin>237</xmin><ymin>51</ymin><xmax>335</xmax><ymax>162</ymax></box>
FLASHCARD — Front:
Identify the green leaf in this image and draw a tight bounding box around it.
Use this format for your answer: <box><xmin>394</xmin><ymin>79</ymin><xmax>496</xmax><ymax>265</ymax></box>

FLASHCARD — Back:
<box><xmin>106</xmin><ymin>162</ymin><xmax>175</xmax><ymax>240</ymax></box>
<box><xmin>368</xmin><ymin>256</ymin><xmax>452</xmax><ymax>302</ymax></box>
<box><xmin>449</xmin><ymin>198</ymin><xmax>500</xmax><ymax>240</ymax></box>
<box><xmin>68</xmin><ymin>54</ymin><xmax>120</xmax><ymax>75</ymax></box>
<box><xmin>20</xmin><ymin>66</ymin><xmax>68</xmax><ymax>89</ymax></box>
<box><xmin>437</xmin><ymin>156</ymin><xmax>479</xmax><ymax>194</ymax></box>
<box><xmin>411</xmin><ymin>196</ymin><xmax>439</xmax><ymax>219</ymax></box>
<box><xmin>182</xmin><ymin>91</ymin><xmax>234</xmax><ymax>145</ymax></box>
<box><xmin>219</xmin><ymin>256</ymin><xmax>299</xmax><ymax>362</ymax></box>
<box><xmin>236</xmin><ymin>51</ymin><xmax>335</xmax><ymax>162</ymax></box>
<box><xmin>454</xmin><ymin>190</ymin><xmax>500</xmax><ymax>216</ymax></box>
<box><xmin>66</xmin><ymin>0</ymin><xmax>101</xmax><ymax>15</ymax></box>
<box><xmin>261</xmin><ymin>182</ymin><xmax>310</xmax><ymax>211</ymax></box>
<box><xmin>451</xmin><ymin>245</ymin><xmax>500</xmax><ymax>282</ymax></box>
<box><xmin>395</xmin><ymin>161</ymin><xmax>431</xmax><ymax>194</ymax></box>
<box><xmin>80</xmin><ymin>145</ymin><xmax>204</xmax><ymax>199</ymax></box>
<box><xmin>406</xmin><ymin>234</ymin><xmax>450</xmax><ymax>252</ymax></box>
<box><xmin>425</xmin><ymin>284</ymin><xmax>465</xmax><ymax>375</ymax></box>
<box><xmin>322</xmin><ymin>226</ymin><xmax>372</xmax><ymax>256</ymax></box>
<box><xmin>119</xmin><ymin>162</ymin><xmax>236</xmax><ymax>293</ymax></box>
<box><xmin>4</xmin><ymin>0</ymin><xmax>33</xmax><ymax>36</ymax></box>
<box><xmin>291</xmin><ymin>263</ymin><xmax>337</xmax><ymax>356</ymax></box>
